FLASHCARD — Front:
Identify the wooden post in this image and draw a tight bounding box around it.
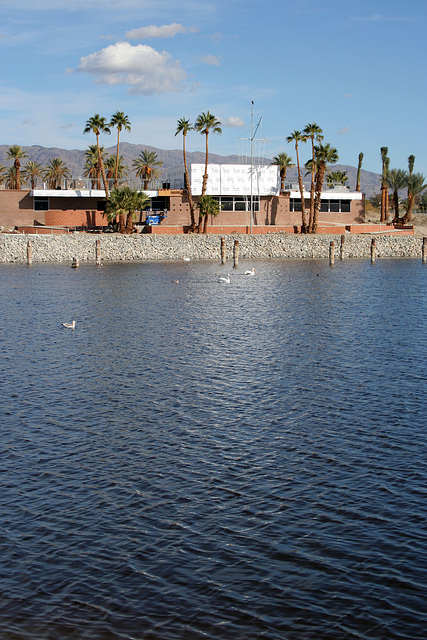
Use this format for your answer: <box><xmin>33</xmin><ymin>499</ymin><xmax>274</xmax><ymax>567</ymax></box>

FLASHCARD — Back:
<box><xmin>422</xmin><ymin>237</ymin><xmax>427</xmax><ymax>264</ymax></box>
<box><xmin>27</xmin><ymin>240</ymin><xmax>32</xmax><ymax>266</ymax></box>
<box><xmin>371</xmin><ymin>238</ymin><xmax>376</xmax><ymax>264</ymax></box>
<box><xmin>220</xmin><ymin>237</ymin><xmax>226</xmax><ymax>265</ymax></box>
<box><xmin>329</xmin><ymin>241</ymin><xmax>335</xmax><ymax>266</ymax></box>
<box><xmin>71</xmin><ymin>257</ymin><xmax>79</xmax><ymax>268</ymax></box>
<box><xmin>233</xmin><ymin>240</ymin><xmax>239</xmax><ymax>268</ymax></box>
<box><xmin>95</xmin><ymin>239</ymin><xmax>101</xmax><ymax>265</ymax></box>
<box><xmin>340</xmin><ymin>234</ymin><xmax>345</xmax><ymax>260</ymax></box>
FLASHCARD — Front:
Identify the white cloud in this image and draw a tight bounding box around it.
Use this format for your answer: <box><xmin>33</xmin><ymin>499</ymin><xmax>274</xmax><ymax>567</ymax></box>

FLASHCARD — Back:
<box><xmin>350</xmin><ymin>13</ymin><xmax>410</xmax><ymax>22</ymax></box>
<box><xmin>339</xmin><ymin>127</ymin><xmax>350</xmax><ymax>135</ymax></box>
<box><xmin>200</xmin><ymin>54</ymin><xmax>221</xmax><ymax>66</ymax></box>
<box><xmin>126</xmin><ymin>23</ymin><xmax>197</xmax><ymax>40</ymax></box>
<box><xmin>221</xmin><ymin>116</ymin><xmax>245</xmax><ymax>128</ymax></box>
<box><xmin>75</xmin><ymin>41</ymin><xmax>187</xmax><ymax>94</ymax></box>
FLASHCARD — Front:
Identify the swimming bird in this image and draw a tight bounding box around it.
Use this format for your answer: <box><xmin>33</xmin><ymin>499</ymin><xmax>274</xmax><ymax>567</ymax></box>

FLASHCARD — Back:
<box><xmin>245</xmin><ymin>268</ymin><xmax>256</xmax><ymax>275</ymax></box>
<box><xmin>62</xmin><ymin>320</ymin><xmax>76</xmax><ymax>329</ymax></box>
<box><xmin>219</xmin><ymin>274</ymin><xmax>231</xmax><ymax>283</ymax></box>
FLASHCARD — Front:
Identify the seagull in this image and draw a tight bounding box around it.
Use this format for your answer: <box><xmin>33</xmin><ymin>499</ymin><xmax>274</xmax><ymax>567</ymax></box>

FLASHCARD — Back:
<box><xmin>62</xmin><ymin>320</ymin><xmax>76</xmax><ymax>329</ymax></box>
<box><xmin>219</xmin><ymin>274</ymin><xmax>231</xmax><ymax>283</ymax></box>
<box><xmin>245</xmin><ymin>268</ymin><xmax>256</xmax><ymax>275</ymax></box>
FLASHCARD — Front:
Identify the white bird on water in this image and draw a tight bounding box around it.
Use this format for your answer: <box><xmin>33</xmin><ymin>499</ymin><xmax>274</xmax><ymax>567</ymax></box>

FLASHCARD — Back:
<box><xmin>62</xmin><ymin>320</ymin><xmax>76</xmax><ymax>329</ymax></box>
<box><xmin>245</xmin><ymin>268</ymin><xmax>256</xmax><ymax>276</ymax></box>
<box><xmin>219</xmin><ymin>274</ymin><xmax>231</xmax><ymax>283</ymax></box>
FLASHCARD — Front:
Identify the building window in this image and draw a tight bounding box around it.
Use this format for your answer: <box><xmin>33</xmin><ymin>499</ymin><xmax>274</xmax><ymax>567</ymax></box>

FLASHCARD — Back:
<box><xmin>290</xmin><ymin>198</ymin><xmax>302</xmax><ymax>212</ymax></box>
<box><xmin>212</xmin><ymin>196</ymin><xmax>259</xmax><ymax>212</ymax></box>
<box><xmin>34</xmin><ymin>196</ymin><xmax>49</xmax><ymax>211</ymax></box>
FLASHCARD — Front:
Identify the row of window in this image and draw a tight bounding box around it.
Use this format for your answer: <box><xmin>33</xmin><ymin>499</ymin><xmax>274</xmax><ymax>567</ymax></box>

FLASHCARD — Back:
<box><xmin>290</xmin><ymin>198</ymin><xmax>351</xmax><ymax>213</ymax></box>
<box><xmin>212</xmin><ymin>196</ymin><xmax>260</xmax><ymax>212</ymax></box>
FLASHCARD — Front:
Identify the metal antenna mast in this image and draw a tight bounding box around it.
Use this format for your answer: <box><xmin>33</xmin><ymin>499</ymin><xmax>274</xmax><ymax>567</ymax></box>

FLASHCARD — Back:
<box><xmin>238</xmin><ymin>102</ymin><xmax>263</xmax><ymax>234</ymax></box>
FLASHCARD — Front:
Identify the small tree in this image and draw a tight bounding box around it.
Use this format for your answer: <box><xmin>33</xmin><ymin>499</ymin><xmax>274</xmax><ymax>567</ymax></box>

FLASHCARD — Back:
<box><xmin>22</xmin><ymin>160</ymin><xmax>44</xmax><ymax>189</ymax></box>
<box><xmin>132</xmin><ymin>150</ymin><xmax>163</xmax><ymax>190</ymax></box>
<box><xmin>197</xmin><ymin>195</ymin><xmax>220</xmax><ymax>234</ymax></box>
<box><xmin>6</xmin><ymin>145</ymin><xmax>28</xmax><ymax>190</ymax></box>
<box><xmin>271</xmin><ymin>153</ymin><xmax>295</xmax><ymax>192</ymax></box>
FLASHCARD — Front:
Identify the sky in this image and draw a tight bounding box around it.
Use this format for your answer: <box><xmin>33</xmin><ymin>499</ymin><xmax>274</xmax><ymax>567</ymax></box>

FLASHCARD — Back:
<box><xmin>1</xmin><ymin>0</ymin><xmax>426</xmax><ymax>176</ymax></box>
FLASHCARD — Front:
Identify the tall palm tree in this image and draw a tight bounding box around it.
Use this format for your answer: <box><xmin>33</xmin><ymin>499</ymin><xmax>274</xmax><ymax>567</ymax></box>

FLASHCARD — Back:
<box><xmin>110</xmin><ymin>111</ymin><xmax>131</xmax><ymax>188</ymax></box>
<box><xmin>7</xmin><ymin>145</ymin><xmax>28</xmax><ymax>190</ymax></box>
<box><xmin>402</xmin><ymin>172</ymin><xmax>426</xmax><ymax>224</ymax></box>
<box><xmin>312</xmin><ymin>142</ymin><xmax>339</xmax><ymax>233</ymax></box>
<box><xmin>271</xmin><ymin>153</ymin><xmax>295</xmax><ymax>192</ymax></box>
<box><xmin>83</xmin><ymin>115</ymin><xmax>111</xmax><ymax>197</ymax></box>
<box><xmin>380</xmin><ymin>147</ymin><xmax>389</xmax><ymax>222</ymax></box>
<box><xmin>197</xmin><ymin>195</ymin><xmax>220</xmax><ymax>234</ymax></box>
<box><xmin>132</xmin><ymin>150</ymin><xmax>163</xmax><ymax>190</ymax></box>
<box><xmin>175</xmin><ymin>117</ymin><xmax>196</xmax><ymax>232</ymax></box>
<box><xmin>303</xmin><ymin>123</ymin><xmax>323</xmax><ymax>232</ymax></box>
<box><xmin>22</xmin><ymin>160</ymin><xmax>44</xmax><ymax>189</ymax></box>
<box><xmin>386</xmin><ymin>168</ymin><xmax>407</xmax><ymax>222</ymax></box>
<box><xmin>43</xmin><ymin>158</ymin><xmax>71</xmax><ymax>189</ymax></box>
<box><xmin>194</xmin><ymin>111</ymin><xmax>222</xmax><ymax>200</ymax></box>
<box><xmin>356</xmin><ymin>152</ymin><xmax>364</xmax><ymax>192</ymax></box>
<box><xmin>286</xmin><ymin>130</ymin><xmax>308</xmax><ymax>233</ymax></box>
<box><xmin>405</xmin><ymin>155</ymin><xmax>416</xmax><ymax>222</ymax></box>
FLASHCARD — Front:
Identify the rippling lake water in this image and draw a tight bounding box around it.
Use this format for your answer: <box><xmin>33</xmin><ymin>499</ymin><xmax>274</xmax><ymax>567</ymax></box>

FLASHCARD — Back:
<box><xmin>1</xmin><ymin>257</ymin><xmax>426</xmax><ymax>640</ymax></box>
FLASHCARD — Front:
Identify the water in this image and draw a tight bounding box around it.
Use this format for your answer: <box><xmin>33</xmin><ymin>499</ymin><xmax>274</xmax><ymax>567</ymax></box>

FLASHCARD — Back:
<box><xmin>1</xmin><ymin>258</ymin><xmax>426</xmax><ymax>640</ymax></box>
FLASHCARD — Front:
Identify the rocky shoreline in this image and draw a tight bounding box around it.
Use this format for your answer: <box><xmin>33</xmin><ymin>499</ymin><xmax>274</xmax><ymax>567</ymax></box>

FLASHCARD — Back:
<box><xmin>0</xmin><ymin>232</ymin><xmax>425</xmax><ymax>264</ymax></box>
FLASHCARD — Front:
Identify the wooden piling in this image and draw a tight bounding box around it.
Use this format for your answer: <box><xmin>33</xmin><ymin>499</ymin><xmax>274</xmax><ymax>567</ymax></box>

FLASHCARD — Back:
<box><xmin>95</xmin><ymin>239</ymin><xmax>101</xmax><ymax>265</ymax></box>
<box><xmin>340</xmin><ymin>234</ymin><xmax>345</xmax><ymax>260</ymax></box>
<box><xmin>220</xmin><ymin>237</ymin><xmax>226</xmax><ymax>265</ymax></box>
<box><xmin>371</xmin><ymin>238</ymin><xmax>376</xmax><ymax>264</ymax></box>
<box><xmin>422</xmin><ymin>237</ymin><xmax>427</xmax><ymax>264</ymax></box>
<box><xmin>233</xmin><ymin>240</ymin><xmax>239</xmax><ymax>268</ymax></box>
<box><xmin>71</xmin><ymin>257</ymin><xmax>79</xmax><ymax>268</ymax></box>
<box><xmin>27</xmin><ymin>240</ymin><xmax>32</xmax><ymax>266</ymax></box>
<box><xmin>329</xmin><ymin>241</ymin><xmax>335</xmax><ymax>266</ymax></box>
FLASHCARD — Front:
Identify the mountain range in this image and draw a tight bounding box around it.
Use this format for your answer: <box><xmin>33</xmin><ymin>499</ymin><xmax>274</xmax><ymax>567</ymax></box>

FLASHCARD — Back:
<box><xmin>0</xmin><ymin>142</ymin><xmax>382</xmax><ymax>197</ymax></box>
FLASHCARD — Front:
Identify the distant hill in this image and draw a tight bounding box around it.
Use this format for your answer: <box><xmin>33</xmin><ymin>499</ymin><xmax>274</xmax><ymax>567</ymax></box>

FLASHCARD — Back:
<box><xmin>0</xmin><ymin>143</ymin><xmax>382</xmax><ymax>197</ymax></box>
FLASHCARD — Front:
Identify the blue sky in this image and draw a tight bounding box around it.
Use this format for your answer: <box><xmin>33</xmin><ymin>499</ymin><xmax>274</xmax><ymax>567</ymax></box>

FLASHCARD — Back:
<box><xmin>1</xmin><ymin>0</ymin><xmax>426</xmax><ymax>175</ymax></box>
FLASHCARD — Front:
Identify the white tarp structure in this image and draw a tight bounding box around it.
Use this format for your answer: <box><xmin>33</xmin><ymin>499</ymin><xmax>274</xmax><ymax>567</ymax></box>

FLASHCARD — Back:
<box><xmin>190</xmin><ymin>164</ymin><xmax>280</xmax><ymax>196</ymax></box>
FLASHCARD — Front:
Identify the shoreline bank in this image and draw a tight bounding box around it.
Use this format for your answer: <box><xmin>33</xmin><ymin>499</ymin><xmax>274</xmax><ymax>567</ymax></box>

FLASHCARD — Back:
<box><xmin>0</xmin><ymin>233</ymin><xmax>425</xmax><ymax>264</ymax></box>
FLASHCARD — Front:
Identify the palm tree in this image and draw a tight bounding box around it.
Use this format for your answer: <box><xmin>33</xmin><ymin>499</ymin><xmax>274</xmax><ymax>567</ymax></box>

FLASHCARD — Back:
<box><xmin>175</xmin><ymin>117</ymin><xmax>196</xmax><ymax>232</ymax></box>
<box><xmin>105</xmin><ymin>155</ymin><xmax>128</xmax><ymax>184</ymax></box>
<box><xmin>106</xmin><ymin>187</ymin><xmax>150</xmax><ymax>234</ymax></box>
<box><xmin>132</xmin><ymin>150</ymin><xmax>163</xmax><ymax>190</ymax></box>
<box><xmin>197</xmin><ymin>195</ymin><xmax>220</xmax><ymax>234</ymax></box>
<box><xmin>386</xmin><ymin>168</ymin><xmax>407</xmax><ymax>222</ymax></box>
<box><xmin>0</xmin><ymin>164</ymin><xmax>5</xmax><ymax>187</ymax></box>
<box><xmin>7</xmin><ymin>145</ymin><xmax>28</xmax><ymax>190</ymax></box>
<box><xmin>380</xmin><ymin>147</ymin><xmax>389</xmax><ymax>222</ymax></box>
<box><xmin>83</xmin><ymin>115</ymin><xmax>111</xmax><ymax>197</ymax></box>
<box><xmin>110</xmin><ymin>111</ymin><xmax>131</xmax><ymax>188</ymax></box>
<box><xmin>356</xmin><ymin>152</ymin><xmax>364</xmax><ymax>192</ymax></box>
<box><xmin>194</xmin><ymin>111</ymin><xmax>222</xmax><ymax>201</ymax></box>
<box><xmin>22</xmin><ymin>160</ymin><xmax>44</xmax><ymax>189</ymax></box>
<box><xmin>312</xmin><ymin>142</ymin><xmax>339</xmax><ymax>233</ymax></box>
<box><xmin>271</xmin><ymin>153</ymin><xmax>295</xmax><ymax>192</ymax></box>
<box><xmin>83</xmin><ymin>144</ymin><xmax>105</xmax><ymax>189</ymax></box>
<box><xmin>286</xmin><ymin>130</ymin><xmax>308</xmax><ymax>233</ymax></box>
<box><xmin>303</xmin><ymin>123</ymin><xmax>323</xmax><ymax>232</ymax></box>
<box><xmin>326</xmin><ymin>170</ymin><xmax>348</xmax><ymax>188</ymax></box>
<box><xmin>402</xmin><ymin>172</ymin><xmax>426</xmax><ymax>224</ymax></box>
<box><xmin>3</xmin><ymin>166</ymin><xmax>18</xmax><ymax>190</ymax></box>
<box><xmin>43</xmin><ymin>158</ymin><xmax>71</xmax><ymax>189</ymax></box>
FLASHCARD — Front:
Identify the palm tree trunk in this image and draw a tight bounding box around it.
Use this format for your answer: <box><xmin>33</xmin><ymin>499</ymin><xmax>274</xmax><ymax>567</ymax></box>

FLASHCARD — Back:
<box><xmin>15</xmin><ymin>160</ymin><xmax>21</xmax><ymax>190</ymax></box>
<box><xmin>118</xmin><ymin>213</ymin><xmax>125</xmax><ymax>233</ymax></box>
<box><xmin>115</xmin><ymin>130</ymin><xmax>120</xmax><ymax>188</ymax></box>
<box><xmin>308</xmin><ymin>141</ymin><xmax>315</xmax><ymax>233</ymax></box>
<box><xmin>201</xmin><ymin>132</ymin><xmax>209</xmax><ymax>197</ymax></box>
<box><xmin>125</xmin><ymin>212</ymin><xmax>134</xmax><ymax>233</ymax></box>
<box><xmin>183</xmin><ymin>135</ymin><xmax>196</xmax><ymax>231</ymax></box>
<box><xmin>402</xmin><ymin>195</ymin><xmax>414</xmax><ymax>224</ymax></box>
<box><xmin>295</xmin><ymin>144</ymin><xmax>307</xmax><ymax>233</ymax></box>
<box><xmin>202</xmin><ymin>214</ymin><xmax>208</xmax><ymax>234</ymax></box>
<box><xmin>312</xmin><ymin>163</ymin><xmax>326</xmax><ymax>234</ymax></box>
<box><xmin>97</xmin><ymin>133</ymin><xmax>109</xmax><ymax>198</ymax></box>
